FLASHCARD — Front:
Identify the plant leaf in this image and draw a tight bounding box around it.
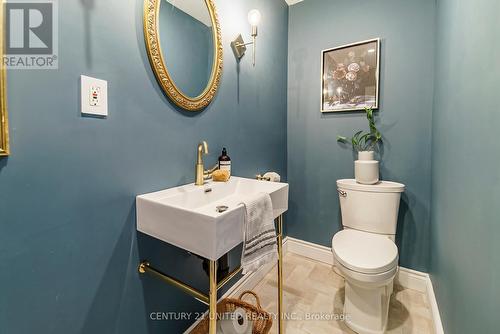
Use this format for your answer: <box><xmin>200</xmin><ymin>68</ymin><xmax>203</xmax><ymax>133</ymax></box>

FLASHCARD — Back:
<box><xmin>337</xmin><ymin>135</ymin><xmax>349</xmax><ymax>143</ymax></box>
<box><xmin>336</xmin><ymin>106</ymin><xmax>383</xmax><ymax>153</ymax></box>
<box><xmin>353</xmin><ymin>130</ymin><xmax>363</xmax><ymax>140</ymax></box>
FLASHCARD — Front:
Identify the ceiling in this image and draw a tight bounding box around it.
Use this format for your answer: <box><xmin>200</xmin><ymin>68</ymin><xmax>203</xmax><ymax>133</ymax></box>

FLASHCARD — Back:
<box><xmin>285</xmin><ymin>0</ymin><xmax>304</xmax><ymax>5</ymax></box>
<box><xmin>166</xmin><ymin>0</ymin><xmax>304</xmax><ymax>26</ymax></box>
<box><xmin>166</xmin><ymin>0</ymin><xmax>212</xmax><ymax>27</ymax></box>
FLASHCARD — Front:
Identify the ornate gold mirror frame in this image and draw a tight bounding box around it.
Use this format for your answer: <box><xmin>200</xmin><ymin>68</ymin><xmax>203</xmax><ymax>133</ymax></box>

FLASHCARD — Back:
<box><xmin>0</xmin><ymin>2</ymin><xmax>9</xmax><ymax>157</ymax></box>
<box><xmin>143</xmin><ymin>0</ymin><xmax>223</xmax><ymax>111</ymax></box>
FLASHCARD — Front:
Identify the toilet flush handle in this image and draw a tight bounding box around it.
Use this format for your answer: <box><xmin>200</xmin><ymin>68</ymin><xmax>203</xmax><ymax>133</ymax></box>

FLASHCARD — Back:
<box><xmin>337</xmin><ymin>189</ymin><xmax>347</xmax><ymax>197</ymax></box>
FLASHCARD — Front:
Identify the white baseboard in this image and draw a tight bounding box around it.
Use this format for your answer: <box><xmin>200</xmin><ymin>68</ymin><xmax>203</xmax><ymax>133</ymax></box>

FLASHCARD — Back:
<box><xmin>285</xmin><ymin>236</ymin><xmax>444</xmax><ymax>334</ymax></box>
<box><xmin>285</xmin><ymin>236</ymin><xmax>333</xmax><ymax>265</ymax></box>
<box><xmin>396</xmin><ymin>267</ymin><xmax>428</xmax><ymax>293</ymax></box>
<box><xmin>427</xmin><ymin>275</ymin><xmax>444</xmax><ymax>334</ymax></box>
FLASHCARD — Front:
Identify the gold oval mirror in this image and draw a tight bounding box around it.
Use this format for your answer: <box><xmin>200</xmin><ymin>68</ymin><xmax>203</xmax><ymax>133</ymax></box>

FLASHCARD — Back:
<box><xmin>144</xmin><ymin>0</ymin><xmax>223</xmax><ymax>111</ymax></box>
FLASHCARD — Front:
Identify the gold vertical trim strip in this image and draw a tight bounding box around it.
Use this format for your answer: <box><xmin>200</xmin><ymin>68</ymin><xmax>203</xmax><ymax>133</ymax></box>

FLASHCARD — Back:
<box><xmin>277</xmin><ymin>214</ymin><xmax>284</xmax><ymax>334</ymax></box>
<box><xmin>0</xmin><ymin>0</ymin><xmax>9</xmax><ymax>157</ymax></box>
<box><xmin>208</xmin><ymin>260</ymin><xmax>217</xmax><ymax>334</ymax></box>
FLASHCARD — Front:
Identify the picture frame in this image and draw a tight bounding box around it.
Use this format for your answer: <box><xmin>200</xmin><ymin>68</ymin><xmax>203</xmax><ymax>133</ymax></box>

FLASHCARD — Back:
<box><xmin>321</xmin><ymin>38</ymin><xmax>380</xmax><ymax>113</ymax></box>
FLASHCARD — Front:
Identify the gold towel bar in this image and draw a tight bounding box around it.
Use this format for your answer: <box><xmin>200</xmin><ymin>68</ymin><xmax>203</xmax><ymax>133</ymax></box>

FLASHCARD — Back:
<box><xmin>138</xmin><ymin>262</ymin><xmax>210</xmax><ymax>305</ymax></box>
<box><xmin>217</xmin><ymin>266</ymin><xmax>242</xmax><ymax>290</ymax></box>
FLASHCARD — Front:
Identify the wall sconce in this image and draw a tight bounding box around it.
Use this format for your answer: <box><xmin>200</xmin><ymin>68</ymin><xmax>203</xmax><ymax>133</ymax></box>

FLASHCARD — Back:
<box><xmin>231</xmin><ymin>9</ymin><xmax>261</xmax><ymax>66</ymax></box>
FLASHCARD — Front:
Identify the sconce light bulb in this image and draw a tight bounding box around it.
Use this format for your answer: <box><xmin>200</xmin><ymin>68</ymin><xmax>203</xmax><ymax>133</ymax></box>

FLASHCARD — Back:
<box><xmin>248</xmin><ymin>9</ymin><xmax>261</xmax><ymax>27</ymax></box>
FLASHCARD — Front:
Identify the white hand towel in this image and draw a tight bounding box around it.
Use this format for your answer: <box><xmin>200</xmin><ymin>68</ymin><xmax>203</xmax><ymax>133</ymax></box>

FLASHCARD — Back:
<box><xmin>240</xmin><ymin>193</ymin><xmax>278</xmax><ymax>275</ymax></box>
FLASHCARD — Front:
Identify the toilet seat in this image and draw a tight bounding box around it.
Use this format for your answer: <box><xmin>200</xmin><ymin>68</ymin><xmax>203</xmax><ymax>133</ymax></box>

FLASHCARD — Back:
<box><xmin>335</xmin><ymin>260</ymin><xmax>398</xmax><ymax>286</ymax></box>
<box><xmin>332</xmin><ymin>229</ymin><xmax>398</xmax><ymax>275</ymax></box>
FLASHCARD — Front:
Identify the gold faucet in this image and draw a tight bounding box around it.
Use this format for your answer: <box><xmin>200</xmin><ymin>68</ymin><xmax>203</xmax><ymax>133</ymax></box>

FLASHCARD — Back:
<box><xmin>195</xmin><ymin>141</ymin><xmax>218</xmax><ymax>186</ymax></box>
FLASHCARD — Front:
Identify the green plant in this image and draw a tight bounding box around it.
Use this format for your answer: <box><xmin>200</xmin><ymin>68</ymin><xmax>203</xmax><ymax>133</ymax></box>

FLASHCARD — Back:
<box><xmin>337</xmin><ymin>107</ymin><xmax>382</xmax><ymax>152</ymax></box>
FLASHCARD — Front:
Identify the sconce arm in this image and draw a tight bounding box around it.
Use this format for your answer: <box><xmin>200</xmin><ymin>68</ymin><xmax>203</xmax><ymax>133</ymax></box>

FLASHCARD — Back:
<box><xmin>236</xmin><ymin>41</ymin><xmax>255</xmax><ymax>47</ymax></box>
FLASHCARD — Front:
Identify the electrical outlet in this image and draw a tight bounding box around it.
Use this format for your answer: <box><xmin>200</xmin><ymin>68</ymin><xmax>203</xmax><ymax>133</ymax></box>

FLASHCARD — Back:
<box><xmin>81</xmin><ymin>75</ymin><xmax>108</xmax><ymax>116</ymax></box>
<box><xmin>89</xmin><ymin>86</ymin><xmax>101</xmax><ymax>107</ymax></box>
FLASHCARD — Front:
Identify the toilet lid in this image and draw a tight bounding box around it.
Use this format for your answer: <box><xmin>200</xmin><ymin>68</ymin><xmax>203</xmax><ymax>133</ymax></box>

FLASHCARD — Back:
<box><xmin>332</xmin><ymin>229</ymin><xmax>398</xmax><ymax>274</ymax></box>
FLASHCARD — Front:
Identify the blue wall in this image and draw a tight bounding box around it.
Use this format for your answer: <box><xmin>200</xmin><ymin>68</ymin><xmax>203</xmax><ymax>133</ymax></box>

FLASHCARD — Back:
<box><xmin>287</xmin><ymin>0</ymin><xmax>436</xmax><ymax>271</ymax></box>
<box><xmin>0</xmin><ymin>0</ymin><xmax>288</xmax><ymax>333</ymax></box>
<box><xmin>430</xmin><ymin>0</ymin><xmax>500</xmax><ymax>332</ymax></box>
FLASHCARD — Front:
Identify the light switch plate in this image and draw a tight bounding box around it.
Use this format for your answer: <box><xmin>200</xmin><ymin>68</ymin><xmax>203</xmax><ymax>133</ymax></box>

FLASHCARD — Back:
<box><xmin>81</xmin><ymin>75</ymin><xmax>108</xmax><ymax>117</ymax></box>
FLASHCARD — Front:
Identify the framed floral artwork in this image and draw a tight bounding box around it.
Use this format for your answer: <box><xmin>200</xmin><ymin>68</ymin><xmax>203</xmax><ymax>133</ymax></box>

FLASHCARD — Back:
<box><xmin>321</xmin><ymin>38</ymin><xmax>380</xmax><ymax>112</ymax></box>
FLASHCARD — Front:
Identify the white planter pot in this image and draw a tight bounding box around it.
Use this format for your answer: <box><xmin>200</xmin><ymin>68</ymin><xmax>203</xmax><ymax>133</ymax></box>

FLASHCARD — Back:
<box><xmin>358</xmin><ymin>151</ymin><xmax>374</xmax><ymax>161</ymax></box>
<box><xmin>355</xmin><ymin>151</ymin><xmax>379</xmax><ymax>184</ymax></box>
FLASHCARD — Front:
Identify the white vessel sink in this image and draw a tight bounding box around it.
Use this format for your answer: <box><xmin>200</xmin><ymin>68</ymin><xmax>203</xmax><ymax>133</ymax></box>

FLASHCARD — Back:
<box><xmin>136</xmin><ymin>177</ymin><xmax>289</xmax><ymax>260</ymax></box>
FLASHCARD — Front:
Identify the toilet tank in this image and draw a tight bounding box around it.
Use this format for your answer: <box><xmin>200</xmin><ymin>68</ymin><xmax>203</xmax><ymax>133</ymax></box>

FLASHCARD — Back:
<box><xmin>337</xmin><ymin>179</ymin><xmax>405</xmax><ymax>236</ymax></box>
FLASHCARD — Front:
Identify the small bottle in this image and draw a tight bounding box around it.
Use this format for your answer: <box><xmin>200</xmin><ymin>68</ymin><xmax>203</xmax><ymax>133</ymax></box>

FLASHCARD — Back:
<box><xmin>218</xmin><ymin>148</ymin><xmax>231</xmax><ymax>175</ymax></box>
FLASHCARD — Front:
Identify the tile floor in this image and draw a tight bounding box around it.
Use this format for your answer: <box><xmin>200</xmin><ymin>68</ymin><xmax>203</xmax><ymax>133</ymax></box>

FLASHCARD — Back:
<box><xmin>248</xmin><ymin>253</ymin><xmax>435</xmax><ymax>334</ymax></box>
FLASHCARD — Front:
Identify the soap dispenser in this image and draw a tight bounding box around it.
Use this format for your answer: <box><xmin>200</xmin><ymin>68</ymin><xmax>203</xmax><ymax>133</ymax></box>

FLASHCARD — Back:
<box><xmin>218</xmin><ymin>148</ymin><xmax>231</xmax><ymax>175</ymax></box>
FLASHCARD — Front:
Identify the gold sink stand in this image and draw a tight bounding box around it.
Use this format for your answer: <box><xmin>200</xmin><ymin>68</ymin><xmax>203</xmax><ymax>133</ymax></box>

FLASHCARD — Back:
<box><xmin>138</xmin><ymin>214</ymin><xmax>285</xmax><ymax>334</ymax></box>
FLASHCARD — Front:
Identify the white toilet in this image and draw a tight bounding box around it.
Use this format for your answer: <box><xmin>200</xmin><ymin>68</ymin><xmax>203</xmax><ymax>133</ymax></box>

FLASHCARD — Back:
<box><xmin>332</xmin><ymin>179</ymin><xmax>405</xmax><ymax>334</ymax></box>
